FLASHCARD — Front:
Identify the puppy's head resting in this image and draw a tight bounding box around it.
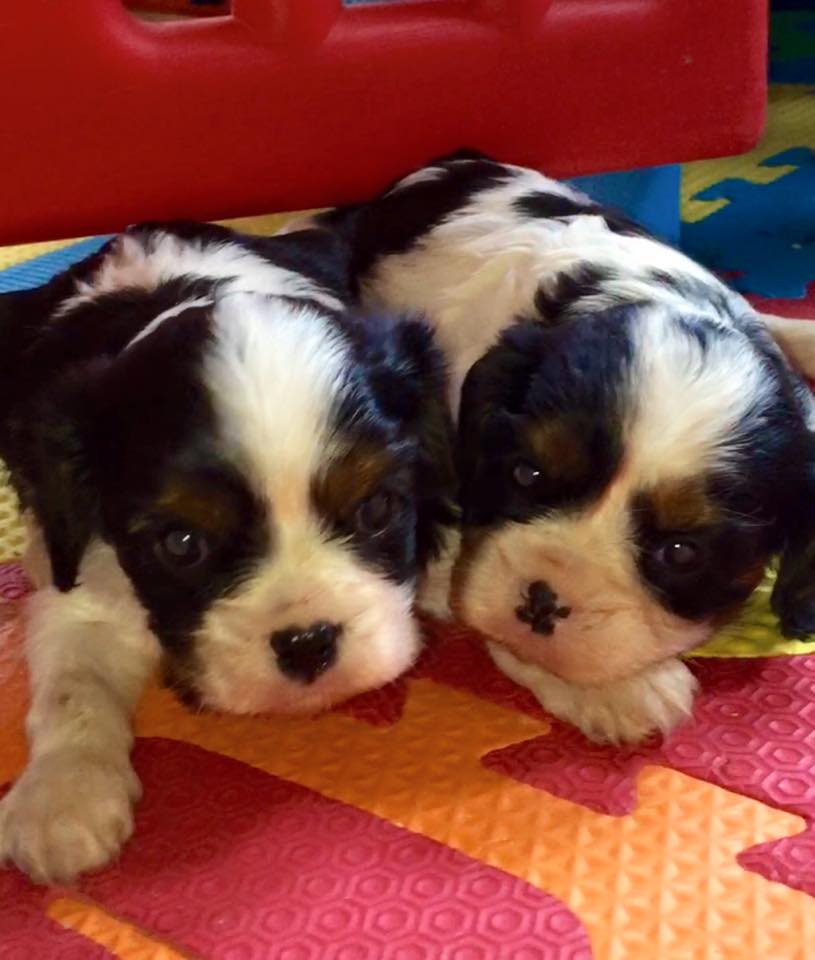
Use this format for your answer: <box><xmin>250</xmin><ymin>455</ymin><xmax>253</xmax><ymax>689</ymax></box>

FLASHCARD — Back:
<box><xmin>9</xmin><ymin>291</ymin><xmax>455</xmax><ymax>714</ymax></box>
<box><xmin>456</xmin><ymin>303</ymin><xmax>815</xmax><ymax>685</ymax></box>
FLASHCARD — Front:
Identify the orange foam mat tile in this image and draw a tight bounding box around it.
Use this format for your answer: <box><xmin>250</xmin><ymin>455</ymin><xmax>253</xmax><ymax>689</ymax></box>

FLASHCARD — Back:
<box><xmin>3</xmin><ymin>573</ymin><xmax>815</xmax><ymax>959</ymax></box>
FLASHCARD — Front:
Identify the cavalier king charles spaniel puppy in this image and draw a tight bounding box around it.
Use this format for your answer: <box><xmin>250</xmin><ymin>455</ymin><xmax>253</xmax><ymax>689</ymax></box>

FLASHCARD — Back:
<box><xmin>317</xmin><ymin>150</ymin><xmax>815</xmax><ymax>745</ymax></box>
<box><xmin>0</xmin><ymin>220</ymin><xmax>455</xmax><ymax>882</ymax></box>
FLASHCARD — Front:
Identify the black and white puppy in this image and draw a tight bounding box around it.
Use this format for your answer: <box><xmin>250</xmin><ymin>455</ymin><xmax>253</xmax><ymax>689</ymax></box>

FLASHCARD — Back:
<box><xmin>0</xmin><ymin>221</ymin><xmax>455</xmax><ymax>882</ymax></box>
<box><xmin>317</xmin><ymin>150</ymin><xmax>815</xmax><ymax>744</ymax></box>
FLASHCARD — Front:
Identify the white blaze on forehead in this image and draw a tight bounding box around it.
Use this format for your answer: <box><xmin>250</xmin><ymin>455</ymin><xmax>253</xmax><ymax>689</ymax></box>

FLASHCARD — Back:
<box><xmin>203</xmin><ymin>293</ymin><xmax>352</xmax><ymax>512</ymax></box>
<box><xmin>625</xmin><ymin>306</ymin><xmax>769</xmax><ymax>487</ymax></box>
<box><xmin>192</xmin><ymin>294</ymin><xmax>421</xmax><ymax>717</ymax></box>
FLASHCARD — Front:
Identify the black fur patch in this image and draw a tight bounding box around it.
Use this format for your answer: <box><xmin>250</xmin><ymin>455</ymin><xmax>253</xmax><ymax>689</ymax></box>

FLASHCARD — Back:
<box><xmin>0</xmin><ymin>276</ymin><xmax>215</xmax><ymax>423</ymax></box>
<box><xmin>0</xmin><ymin>241</ymin><xmax>118</xmax><ymax>414</ymax></box>
<box><xmin>457</xmin><ymin>308</ymin><xmax>633</xmax><ymax>526</ymax></box>
<box><xmin>513</xmin><ymin>191</ymin><xmax>650</xmax><ymax>238</ymax></box>
<box><xmin>745</xmin><ymin>328</ymin><xmax>815</xmax><ymax>637</ymax></box>
<box><xmin>320</xmin><ymin>156</ymin><xmax>510</xmax><ymax>286</ymax></box>
<box><xmin>425</xmin><ymin>147</ymin><xmax>495</xmax><ymax>166</ymax></box>
<box><xmin>331</xmin><ymin>314</ymin><xmax>458</xmax><ymax>575</ymax></box>
<box><xmin>632</xmin><ymin>485</ymin><xmax>775</xmax><ymax>622</ymax></box>
<box><xmin>532</xmin><ymin>264</ymin><xmax>613</xmax><ymax>323</ymax></box>
<box><xmin>1</xmin><ymin>219</ymin><xmax>353</xmax><ymax>426</ymax></box>
<box><xmin>513</xmin><ymin>192</ymin><xmax>593</xmax><ymax>221</ymax></box>
<box><xmin>93</xmin><ymin>308</ymin><xmax>270</xmax><ymax>687</ymax></box>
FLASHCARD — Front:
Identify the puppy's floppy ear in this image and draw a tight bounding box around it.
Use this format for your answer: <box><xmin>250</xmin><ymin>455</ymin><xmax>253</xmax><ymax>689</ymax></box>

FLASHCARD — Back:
<box><xmin>771</xmin><ymin>444</ymin><xmax>815</xmax><ymax>639</ymax></box>
<box><xmin>247</xmin><ymin>225</ymin><xmax>355</xmax><ymax>304</ymax></box>
<box><xmin>457</xmin><ymin>324</ymin><xmax>545</xmax><ymax>475</ymax></box>
<box><xmin>748</xmin><ymin>313</ymin><xmax>815</xmax><ymax>637</ymax></box>
<box><xmin>8</xmin><ymin>362</ymin><xmax>105</xmax><ymax>592</ymax></box>
<box><xmin>772</xmin><ymin>527</ymin><xmax>815</xmax><ymax>641</ymax></box>
<box><xmin>364</xmin><ymin>316</ymin><xmax>459</xmax><ymax>566</ymax></box>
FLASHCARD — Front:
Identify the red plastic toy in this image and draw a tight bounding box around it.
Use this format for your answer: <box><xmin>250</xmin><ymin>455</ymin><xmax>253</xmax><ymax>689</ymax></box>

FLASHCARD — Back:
<box><xmin>0</xmin><ymin>0</ymin><xmax>767</xmax><ymax>245</ymax></box>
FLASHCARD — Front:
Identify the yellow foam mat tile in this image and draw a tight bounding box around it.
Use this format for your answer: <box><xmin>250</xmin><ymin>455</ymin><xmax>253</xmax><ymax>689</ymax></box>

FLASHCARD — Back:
<box><xmin>691</xmin><ymin>569</ymin><xmax>815</xmax><ymax>657</ymax></box>
<box><xmin>0</xmin><ymin>236</ymin><xmax>93</xmax><ymax>272</ymax></box>
<box><xmin>0</xmin><ymin>463</ymin><xmax>24</xmax><ymax>562</ymax></box>
<box><xmin>683</xmin><ymin>84</ymin><xmax>815</xmax><ymax>222</ymax></box>
<box><xmin>49</xmin><ymin>897</ymin><xmax>194</xmax><ymax>960</ymax></box>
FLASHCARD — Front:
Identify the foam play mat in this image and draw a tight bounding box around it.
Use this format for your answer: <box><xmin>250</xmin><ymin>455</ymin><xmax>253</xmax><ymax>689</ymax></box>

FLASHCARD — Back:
<box><xmin>4</xmin><ymin>92</ymin><xmax>815</xmax><ymax>960</ymax></box>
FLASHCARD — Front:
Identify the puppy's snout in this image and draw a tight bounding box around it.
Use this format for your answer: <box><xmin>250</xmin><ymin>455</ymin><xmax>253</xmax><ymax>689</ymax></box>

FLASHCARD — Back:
<box><xmin>515</xmin><ymin>580</ymin><xmax>571</xmax><ymax>635</ymax></box>
<box><xmin>270</xmin><ymin>621</ymin><xmax>341</xmax><ymax>684</ymax></box>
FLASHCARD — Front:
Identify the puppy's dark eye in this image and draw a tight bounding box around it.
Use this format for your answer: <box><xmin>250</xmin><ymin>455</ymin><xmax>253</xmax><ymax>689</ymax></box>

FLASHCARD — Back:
<box><xmin>513</xmin><ymin>461</ymin><xmax>541</xmax><ymax>488</ymax></box>
<box><xmin>155</xmin><ymin>528</ymin><xmax>210</xmax><ymax>570</ymax></box>
<box><xmin>354</xmin><ymin>491</ymin><xmax>398</xmax><ymax>535</ymax></box>
<box><xmin>655</xmin><ymin>538</ymin><xmax>704</xmax><ymax>573</ymax></box>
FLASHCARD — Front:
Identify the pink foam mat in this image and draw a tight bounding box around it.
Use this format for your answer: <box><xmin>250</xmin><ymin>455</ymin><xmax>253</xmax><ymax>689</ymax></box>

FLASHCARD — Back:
<box><xmin>417</xmin><ymin>626</ymin><xmax>815</xmax><ymax>898</ymax></box>
<box><xmin>4</xmin><ymin>561</ymin><xmax>815</xmax><ymax>957</ymax></box>
<box><xmin>1</xmin><ymin>740</ymin><xmax>591</xmax><ymax>959</ymax></box>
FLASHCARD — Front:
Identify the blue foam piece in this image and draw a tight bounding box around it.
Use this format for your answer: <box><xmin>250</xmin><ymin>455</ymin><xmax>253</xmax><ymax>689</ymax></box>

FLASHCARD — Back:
<box><xmin>568</xmin><ymin>165</ymin><xmax>681</xmax><ymax>245</ymax></box>
<box><xmin>772</xmin><ymin>56</ymin><xmax>815</xmax><ymax>82</ymax></box>
<box><xmin>0</xmin><ymin>236</ymin><xmax>110</xmax><ymax>294</ymax></box>
<box><xmin>770</xmin><ymin>10</ymin><xmax>815</xmax><ymax>81</ymax></box>
<box><xmin>681</xmin><ymin>148</ymin><xmax>815</xmax><ymax>300</ymax></box>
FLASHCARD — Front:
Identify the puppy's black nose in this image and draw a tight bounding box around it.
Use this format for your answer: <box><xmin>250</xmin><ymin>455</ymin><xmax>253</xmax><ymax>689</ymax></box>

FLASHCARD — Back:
<box><xmin>270</xmin><ymin>621</ymin><xmax>341</xmax><ymax>684</ymax></box>
<box><xmin>515</xmin><ymin>580</ymin><xmax>571</xmax><ymax>635</ymax></box>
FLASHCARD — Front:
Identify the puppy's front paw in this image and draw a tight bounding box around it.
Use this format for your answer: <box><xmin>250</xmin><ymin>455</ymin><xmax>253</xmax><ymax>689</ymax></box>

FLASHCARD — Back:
<box><xmin>0</xmin><ymin>752</ymin><xmax>141</xmax><ymax>884</ymax></box>
<box><xmin>488</xmin><ymin>644</ymin><xmax>698</xmax><ymax>744</ymax></box>
<box><xmin>577</xmin><ymin>658</ymin><xmax>698</xmax><ymax>744</ymax></box>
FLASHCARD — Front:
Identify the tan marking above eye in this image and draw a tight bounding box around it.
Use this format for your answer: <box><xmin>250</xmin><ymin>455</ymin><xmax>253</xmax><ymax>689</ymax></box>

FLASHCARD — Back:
<box><xmin>524</xmin><ymin>419</ymin><xmax>590</xmax><ymax>483</ymax></box>
<box><xmin>152</xmin><ymin>478</ymin><xmax>240</xmax><ymax>534</ymax></box>
<box><xmin>313</xmin><ymin>444</ymin><xmax>398</xmax><ymax>522</ymax></box>
<box><xmin>647</xmin><ymin>478</ymin><xmax>719</xmax><ymax>530</ymax></box>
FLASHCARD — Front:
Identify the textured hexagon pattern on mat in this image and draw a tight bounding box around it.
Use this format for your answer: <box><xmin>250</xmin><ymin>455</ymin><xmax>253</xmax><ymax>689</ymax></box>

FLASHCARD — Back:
<box><xmin>2</xmin><ymin>566</ymin><xmax>815</xmax><ymax>960</ymax></box>
<box><xmin>2</xmin><ymin>739</ymin><xmax>591</xmax><ymax>960</ymax></box>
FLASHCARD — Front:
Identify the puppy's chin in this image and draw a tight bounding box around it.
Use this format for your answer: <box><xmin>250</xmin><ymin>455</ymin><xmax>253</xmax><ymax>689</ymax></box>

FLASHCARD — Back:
<box><xmin>452</xmin><ymin>523</ymin><xmax>711</xmax><ymax>688</ymax></box>
<box><xmin>466</xmin><ymin>614</ymin><xmax>710</xmax><ymax>688</ymax></box>
<box><xmin>167</xmin><ymin>573</ymin><xmax>421</xmax><ymax>716</ymax></box>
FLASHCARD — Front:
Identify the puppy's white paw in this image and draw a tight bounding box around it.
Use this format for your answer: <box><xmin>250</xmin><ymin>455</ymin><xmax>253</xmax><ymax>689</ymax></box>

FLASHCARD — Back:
<box><xmin>0</xmin><ymin>752</ymin><xmax>141</xmax><ymax>884</ymax></box>
<box><xmin>488</xmin><ymin>643</ymin><xmax>698</xmax><ymax>744</ymax></box>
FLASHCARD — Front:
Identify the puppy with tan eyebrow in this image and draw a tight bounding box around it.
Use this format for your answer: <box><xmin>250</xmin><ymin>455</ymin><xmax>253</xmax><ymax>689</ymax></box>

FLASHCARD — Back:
<box><xmin>318</xmin><ymin>150</ymin><xmax>815</xmax><ymax>745</ymax></box>
<box><xmin>0</xmin><ymin>221</ymin><xmax>456</xmax><ymax>883</ymax></box>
